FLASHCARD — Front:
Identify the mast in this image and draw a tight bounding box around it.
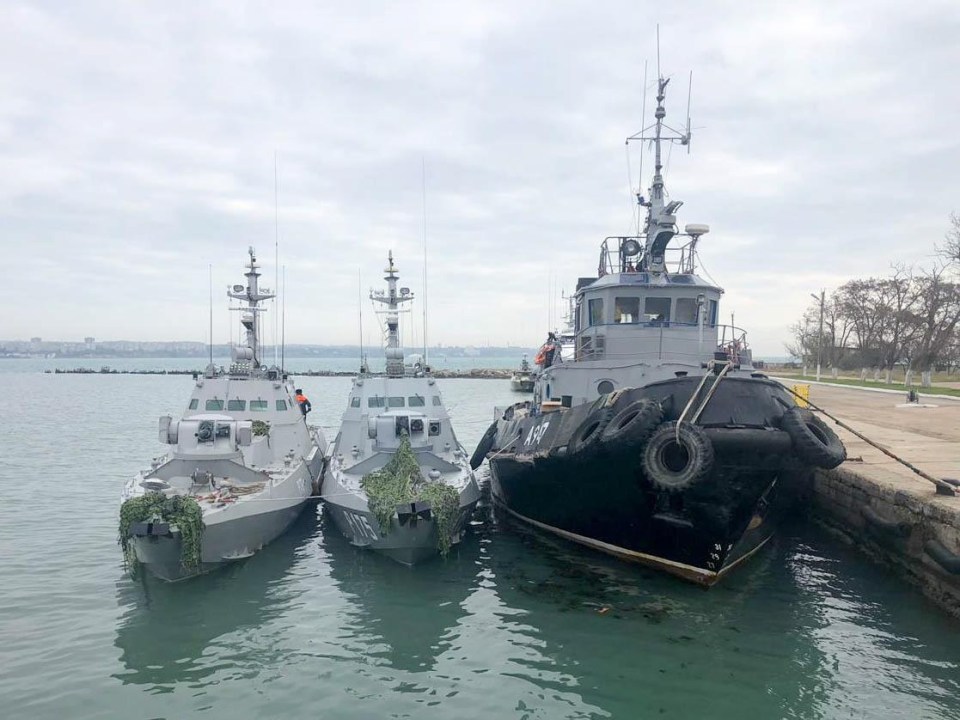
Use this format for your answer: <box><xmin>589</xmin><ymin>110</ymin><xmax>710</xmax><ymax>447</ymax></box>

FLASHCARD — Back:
<box><xmin>227</xmin><ymin>247</ymin><xmax>275</xmax><ymax>371</ymax></box>
<box><xmin>626</xmin><ymin>71</ymin><xmax>692</xmax><ymax>274</ymax></box>
<box><xmin>371</xmin><ymin>251</ymin><xmax>413</xmax><ymax>378</ymax></box>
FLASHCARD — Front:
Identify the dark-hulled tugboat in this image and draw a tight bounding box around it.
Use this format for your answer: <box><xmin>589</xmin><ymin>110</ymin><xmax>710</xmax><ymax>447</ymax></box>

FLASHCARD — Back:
<box><xmin>472</xmin><ymin>75</ymin><xmax>846</xmax><ymax>586</ymax></box>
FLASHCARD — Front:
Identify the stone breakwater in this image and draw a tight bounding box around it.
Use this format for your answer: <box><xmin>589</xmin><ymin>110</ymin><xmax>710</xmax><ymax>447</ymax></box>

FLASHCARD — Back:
<box><xmin>48</xmin><ymin>367</ymin><xmax>514</xmax><ymax>379</ymax></box>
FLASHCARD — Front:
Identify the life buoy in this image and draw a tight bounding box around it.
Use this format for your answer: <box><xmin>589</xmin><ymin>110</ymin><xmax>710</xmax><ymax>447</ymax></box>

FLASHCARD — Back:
<box><xmin>533</xmin><ymin>349</ymin><xmax>546</xmax><ymax>365</ymax></box>
<box><xmin>780</xmin><ymin>407</ymin><xmax>846</xmax><ymax>469</ymax></box>
<box><xmin>470</xmin><ymin>421</ymin><xmax>499</xmax><ymax>470</ymax></box>
<box><xmin>642</xmin><ymin>421</ymin><xmax>714</xmax><ymax>491</ymax></box>
<box><xmin>599</xmin><ymin>399</ymin><xmax>663</xmax><ymax>451</ymax></box>
<box><xmin>567</xmin><ymin>407</ymin><xmax>614</xmax><ymax>457</ymax></box>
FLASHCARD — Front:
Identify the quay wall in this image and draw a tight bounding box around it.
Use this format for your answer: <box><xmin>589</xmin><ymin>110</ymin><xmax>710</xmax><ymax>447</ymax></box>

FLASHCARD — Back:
<box><xmin>813</xmin><ymin>466</ymin><xmax>960</xmax><ymax>619</ymax></box>
<box><xmin>796</xmin><ymin>382</ymin><xmax>960</xmax><ymax>619</ymax></box>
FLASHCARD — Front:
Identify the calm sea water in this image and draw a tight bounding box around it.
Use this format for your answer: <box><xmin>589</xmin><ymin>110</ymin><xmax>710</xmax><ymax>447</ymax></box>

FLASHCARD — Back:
<box><xmin>1</xmin><ymin>362</ymin><xmax>959</xmax><ymax>719</ymax></box>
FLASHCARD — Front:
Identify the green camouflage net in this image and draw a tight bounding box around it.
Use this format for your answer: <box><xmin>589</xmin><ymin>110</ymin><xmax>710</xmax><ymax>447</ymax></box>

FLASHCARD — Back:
<box><xmin>118</xmin><ymin>494</ymin><xmax>205</xmax><ymax>576</ymax></box>
<box><xmin>360</xmin><ymin>435</ymin><xmax>461</xmax><ymax>555</ymax></box>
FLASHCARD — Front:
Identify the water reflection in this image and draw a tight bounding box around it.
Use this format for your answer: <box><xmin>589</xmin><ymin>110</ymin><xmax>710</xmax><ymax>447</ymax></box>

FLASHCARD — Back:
<box><xmin>475</xmin><ymin>513</ymin><xmax>836</xmax><ymax>719</ymax></box>
<box><xmin>112</xmin><ymin>508</ymin><xmax>320</xmax><ymax>689</ymax></box>
<box><xmin>321</xmin><ymin>507</ymin><xmax>482</xmax><ymax>674</ymax></box>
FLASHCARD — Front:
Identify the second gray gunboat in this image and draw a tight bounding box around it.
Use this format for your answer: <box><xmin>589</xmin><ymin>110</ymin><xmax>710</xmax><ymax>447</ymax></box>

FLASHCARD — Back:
<box><xmin>321</xmin><ymin>252</ymin><xmax>480</xmax><ymax>564</ymax></box>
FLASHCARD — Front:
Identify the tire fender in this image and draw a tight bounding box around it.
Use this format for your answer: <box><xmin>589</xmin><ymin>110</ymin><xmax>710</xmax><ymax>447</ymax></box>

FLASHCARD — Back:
<box><xmin>781</xmin><ymin>407</ymin><xmax>846</xmax><ymax>469</ymax></box>
<box><xmin>470</xmin><ymin>421</ymin><xmax>498</xmax><ymax>470</ymax></box>
<box><xmin>567</xmin><ymin>407</ymin><xmax>614</xmax><ymax>457</ymax></box>
<box><xmin>600</xmin><ymin>399</ymin><xmax>663</xmax><ymax>451</ymax></box>
<box><xmin>642</xmin><ymin>421</ymin><xmax>714</xmax><ymax>491</ymax></box>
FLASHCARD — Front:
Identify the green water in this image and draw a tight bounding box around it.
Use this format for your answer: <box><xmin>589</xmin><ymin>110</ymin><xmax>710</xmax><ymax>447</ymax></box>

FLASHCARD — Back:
<box><xmin>1</xmin><ymin>371</ymin><xmax>959</xmax><ymax>719</ymax></box>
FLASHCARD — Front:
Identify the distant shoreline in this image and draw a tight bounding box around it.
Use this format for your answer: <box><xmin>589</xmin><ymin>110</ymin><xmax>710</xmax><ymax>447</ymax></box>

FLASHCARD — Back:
<box><xmin>46</xmin><ymin>367</ymin><xmax>515</xmax><ymax>379</ymax></box>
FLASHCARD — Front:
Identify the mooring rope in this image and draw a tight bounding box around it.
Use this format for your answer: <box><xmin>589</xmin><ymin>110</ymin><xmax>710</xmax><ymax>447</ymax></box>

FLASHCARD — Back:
<box><xmin>777</xmin><ymin>382</ymin><xmax>957</xmax><ymax>496</ymax></box>
<box><xmin>676</xmin><ymin>360</ymin><xmax>733</xmax><ymax>441</ymax></box>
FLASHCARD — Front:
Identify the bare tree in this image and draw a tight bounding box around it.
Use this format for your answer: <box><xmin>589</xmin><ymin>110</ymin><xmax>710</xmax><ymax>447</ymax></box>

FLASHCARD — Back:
<box><xmin>788</xmin><ymin>217</ymin><xmax>960</xmax><ymax>385</ymax></box>
<box><xmin>903</xmin><ymin>265</ymin><xmax>960</xmax><ymax>385</ymax></box>
<box><xmin>938</xmin><ymin>212</ymin><xmax>960</xmax><ymax>266</ymax></box>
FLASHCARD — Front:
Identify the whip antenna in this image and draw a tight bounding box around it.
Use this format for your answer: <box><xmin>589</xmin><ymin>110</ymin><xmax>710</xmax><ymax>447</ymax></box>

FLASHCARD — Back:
<box><xmin>421</xmin><ymin>158</ymin><xmax>429</xmax><ymax>365</ymax></box>
<box><xmin>358</xmin><ymin>267</ymin><xmax>364</xmax><ymax>372</ymax></box>
<box><xmin>274</xmin><ymin>151</ymin><xmax>280</xmax><ymax>367</ymax></box>
<box><xmin>281</xmin><ymin>265</ymin><xmax>286</xmax><ymax>371</ymax></box>
<box><xmin>208</xmin><ymin>264</ymin><xmax>213</xmax><ymax>366</ymax></box>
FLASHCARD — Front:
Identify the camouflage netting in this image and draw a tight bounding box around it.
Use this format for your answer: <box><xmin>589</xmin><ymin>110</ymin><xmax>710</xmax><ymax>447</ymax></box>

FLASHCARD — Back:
<box><xmin>360</xmin><ymin>435</ymin><xmax>461</xmax><ymax>555</ymax></box>
<box><xmin>118</xmin><ymin>494</ymin><xmax>204</xmax><ymax>576</ymax></box>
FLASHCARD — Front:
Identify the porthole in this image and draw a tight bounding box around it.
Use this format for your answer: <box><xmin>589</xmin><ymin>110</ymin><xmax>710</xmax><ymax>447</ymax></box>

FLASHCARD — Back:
<box><xmin>597</xmin><ymin>380</ymin><xmax>615</xmax><ymax>395</ymax></box>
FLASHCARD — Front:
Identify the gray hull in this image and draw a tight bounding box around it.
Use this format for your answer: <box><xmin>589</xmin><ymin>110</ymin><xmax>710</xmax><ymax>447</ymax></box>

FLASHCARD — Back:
<box><xmin>130</xmin><ymin>500</ymin><xmax>308</xmax><ymax>582</ymax></box>
<box><xmin>322</xmin><ymin>482</ymin><xmax>482</xmax><ymax>565</ymax></box>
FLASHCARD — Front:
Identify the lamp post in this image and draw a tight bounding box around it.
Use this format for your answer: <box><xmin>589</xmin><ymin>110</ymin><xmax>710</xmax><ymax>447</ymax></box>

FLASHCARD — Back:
<box><xmin>810</xmin><ymin>290</ymin><xmax>825</xmax><ymax>382</ymax></box>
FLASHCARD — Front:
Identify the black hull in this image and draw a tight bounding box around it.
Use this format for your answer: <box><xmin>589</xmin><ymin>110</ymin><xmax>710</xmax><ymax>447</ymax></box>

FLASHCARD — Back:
<box><xmin>486</xmin><ymin>376</ymin><xmax>812</xmax><ymax>586</ymax></box>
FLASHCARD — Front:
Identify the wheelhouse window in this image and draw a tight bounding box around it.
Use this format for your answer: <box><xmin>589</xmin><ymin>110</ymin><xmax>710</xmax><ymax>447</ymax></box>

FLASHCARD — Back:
<box><xmin>250</xmin><ymin>400</ymin><xmax>268</xmax><ymax>411</ymax></box>
<box><xmin>432</xmin><ymin>396</ymin><xmax>442</xmax><ymax>406</ymax></box>
<box><xmin>227</xmin><ymin>399</ymin><xmax>246</xmax><ymax>411</ymax></box>
<box><xmin>368</xmin><ymin>396</ymin><xmax>386</xmax><ymax>408</ymax></box>
<box><xmin>708</xmin><ymin>299</ymin><xmax>719</xmax><ymax>326</ymax></box>
<box><xmin>387</xmin><ymin>397</ymin><xmax>405</xmax><ymax>408</ymax></box>
<box><xmin>408</xmin><ymin>395</ymin><xmax>425</xmax><ymax>407</ymax></box>
<box><xmin>350</xmin><ymin>397</ymin><xmax>361</xmax><ymax>408</ymax></box>
<box><xmin>588</xmin><ymin>298</ymin><xmax>604</xmax><ymax>327</ymax></box>
<box><xmin>644</xmin><ymin>297</ymin><xmax>671</xmax><ymax>324</ymax></box>
<box><xmin>614</xmin><ymin>297</ymin><xmax>640</xmax><ymax>324</ymax></box>
<box><xmin>675</xmin><ymin>298</ymin><xmax>699</xmax><ymax>325</ymax></box>
<box><xmin>276</xmin><ymin>400</ymin><xmax>287</xmax><ymax>411</ymax></box>
<box><xmin>205</xmin><ymin>399</ymin><xmax>224</xmax><ymax>411</ymax></box>
<box><xmin>188</xmin><ymin>399</ymin><xmax>199</xmax><ymax>410</ymax></box>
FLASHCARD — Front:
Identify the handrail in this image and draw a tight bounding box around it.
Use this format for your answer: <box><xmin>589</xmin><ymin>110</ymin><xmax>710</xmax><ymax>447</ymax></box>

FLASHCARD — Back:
<box><xmin>597</xmin><ymin>236</ymin><xmax>700</xmax><ymax>276</ymax></box>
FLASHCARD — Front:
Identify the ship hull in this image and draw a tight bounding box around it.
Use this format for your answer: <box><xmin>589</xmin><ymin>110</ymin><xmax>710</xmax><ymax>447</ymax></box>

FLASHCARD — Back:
<box><xmin>321</xmin><ymin>477</ymin><xmax>482</xmax><ymax>565</ymax></box>
<box><xmin>129</xmin><ymin>499</ymin><xmax>309</xmax><ymax>582</ymax></box>
<box><xmin>485</xmin><ymin>376</ymin><xmax>813</xmax><ymax>586</ymax></box>
<box><xmin>510</xmin><ymin>377</ymin><xmax>535</xmax><ymax>393</ymax></box>
<box><xmin>126</xmin><ymin>450</ymin><xmax>323</xmax><ymax>582</ymax></box>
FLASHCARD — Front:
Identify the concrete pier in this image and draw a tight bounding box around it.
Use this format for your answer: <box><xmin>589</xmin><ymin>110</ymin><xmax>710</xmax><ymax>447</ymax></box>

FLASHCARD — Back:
<box><xmin>794</xmin><ymin>383</ymin><xmax>960</xmax><ymax>618</ymax></box>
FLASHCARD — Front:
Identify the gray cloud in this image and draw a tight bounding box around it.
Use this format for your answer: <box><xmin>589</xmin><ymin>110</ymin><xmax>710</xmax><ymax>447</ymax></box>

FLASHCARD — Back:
<box><xmin>2</xmin><ymin>0</ymin><xmax>959</xmax><ymax>355</ymax></box>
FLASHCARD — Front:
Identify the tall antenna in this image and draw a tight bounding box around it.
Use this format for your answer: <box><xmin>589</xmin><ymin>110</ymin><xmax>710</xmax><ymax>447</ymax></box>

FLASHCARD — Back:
<box><xmin>421</xmin><ymin>157</ymin><xmax>429</xmax><ymax>365</ymax></box>
<box><xmin>208</xmin><ymin>264</ymin><xmax>213</xmax><ymax>366</ymax></box>
<box><xmin>656</xmin><ymin>24</ymin><xmax>661</xmax><ymax>81</ymax></box>
<box><xmin>273</xmin><ymin>151</ymin><xmax>280</xmax><ymax>367</ymax></box>
<box><xmin>686</xmin><ymin>71</ymin><xmax>693</xmax><ymax>154</ymax></box>
<box><xmin>358</xmin><ymin>266</ymin><xmax>364</xmax><ymax>371</ymax></box>
<box><xmin>281</xmin><ymin>264</ymin><xmax>286</xmax><ymax>371</ymax></box>
<box><xmin>638</xmin><ymin>60</ymin><xmax>648</xmax><ymax>235</ymax></box>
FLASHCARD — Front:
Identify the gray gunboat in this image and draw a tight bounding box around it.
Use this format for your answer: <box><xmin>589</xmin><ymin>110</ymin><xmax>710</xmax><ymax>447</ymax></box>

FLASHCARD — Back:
<box><xmin>509</xmin><ymin>355</ymin><xmax>535</xmax><ymax>392</ymax></box>
<box><xmin>321</xmin><ymin>252</ymin><xmax>480</xmax><ymax>565</ymax></box>
<box><xmin>120</xmin><ymin>248</ymin><xmax>327</xmax><ymax>581</ymax></box>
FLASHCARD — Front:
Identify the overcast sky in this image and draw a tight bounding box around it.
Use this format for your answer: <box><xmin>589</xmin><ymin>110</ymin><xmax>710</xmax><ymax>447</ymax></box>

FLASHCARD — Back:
<box><xmin>2</xmin><ymin>0</ymin><xmax>959</xmax><ymax>355</ymax></box>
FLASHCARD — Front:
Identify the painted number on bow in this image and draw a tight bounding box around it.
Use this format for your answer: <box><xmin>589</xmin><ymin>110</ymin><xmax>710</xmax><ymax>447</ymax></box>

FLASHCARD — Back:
<box><xmin>524</xmin><ymin>419</ymin><xmax>551</xmax><ymax>447</ymax></box>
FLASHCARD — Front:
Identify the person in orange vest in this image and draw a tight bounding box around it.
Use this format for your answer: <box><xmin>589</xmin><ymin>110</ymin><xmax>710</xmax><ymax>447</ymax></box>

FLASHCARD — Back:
<box><xmin>295</xmin><ymin>388</ymin><xmax>311</xmax><ymax>415</ymax></box>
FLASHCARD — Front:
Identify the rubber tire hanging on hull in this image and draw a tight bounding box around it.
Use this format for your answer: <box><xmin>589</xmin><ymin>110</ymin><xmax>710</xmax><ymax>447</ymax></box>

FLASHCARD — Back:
<box><xmin>642</xmin><ymin>421</ymin><xmax>714</xmax><ymax>492</ymax></box>
<box><xmin>470</xmin><ymin>421</ymin><xmax>499</xmax><ymax>470</ymax></box>
<box><xmin>781</xmin><ymin>407</ymin><xmax>846</xmax><ymax>469</ymax></box>
<box><xmin>600</xmin><ymin>399</ymin><xmax>663</xmax><ymax>451</ymax></box>
<box><xmin>567</xmin><ymin>407</ymin><xmax>615</xmax><ymax>458</ymax></box>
